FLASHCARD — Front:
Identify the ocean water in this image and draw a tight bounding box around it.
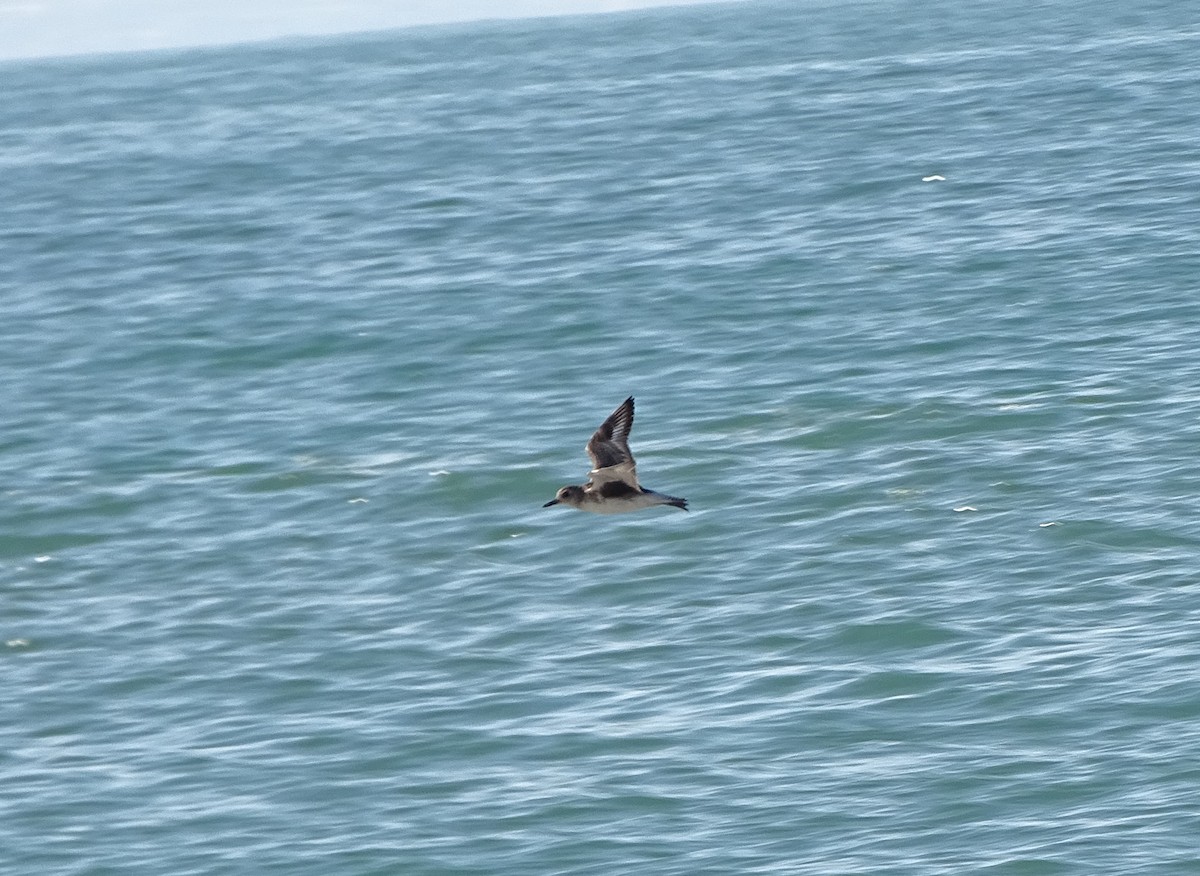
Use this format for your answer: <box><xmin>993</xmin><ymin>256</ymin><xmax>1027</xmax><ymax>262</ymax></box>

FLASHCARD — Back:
<box><xmin>3</xmin><ymin>0</ymin><xmax>1200</xmax><ymax>872</ymax></box>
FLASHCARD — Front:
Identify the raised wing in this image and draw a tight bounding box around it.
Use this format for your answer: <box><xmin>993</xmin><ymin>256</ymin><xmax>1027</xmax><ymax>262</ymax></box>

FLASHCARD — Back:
<box><xmin>586</xmin><ymin>396</ymin><xmax>636</xmax><ymax>471</ymax></box>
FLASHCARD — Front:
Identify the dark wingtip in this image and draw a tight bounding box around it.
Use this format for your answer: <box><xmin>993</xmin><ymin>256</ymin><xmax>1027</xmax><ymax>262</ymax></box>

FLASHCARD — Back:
<box><xmin>670</xmin><ymin>498</ymin><xmax>689</xmax><ymax>511</ymax></box>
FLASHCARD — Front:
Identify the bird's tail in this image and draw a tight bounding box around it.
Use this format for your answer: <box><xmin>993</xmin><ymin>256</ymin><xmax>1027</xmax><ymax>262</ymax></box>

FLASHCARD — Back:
<box><xmin>657</xmin><ymin>492</ymin><xmax>689</xmax><ymax>511</ymax></box>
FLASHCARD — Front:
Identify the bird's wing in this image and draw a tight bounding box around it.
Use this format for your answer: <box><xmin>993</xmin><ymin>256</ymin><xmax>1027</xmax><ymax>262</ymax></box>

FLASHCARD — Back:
<box><xmin>588</xmin><ymin>461</ymin><xmax>639</xmax><ymax>489</ymax></box>
<box><xmin>585</xmin><ymin>396</ymin><xmax>636</xmax><ymax>471</ymax></box>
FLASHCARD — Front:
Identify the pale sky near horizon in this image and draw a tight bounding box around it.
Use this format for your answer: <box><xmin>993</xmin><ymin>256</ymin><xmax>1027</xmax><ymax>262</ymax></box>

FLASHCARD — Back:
<box><xmin>0</xmin><ymin>0</ymin><xmax>732</xmax><ymax>61</ymax></box>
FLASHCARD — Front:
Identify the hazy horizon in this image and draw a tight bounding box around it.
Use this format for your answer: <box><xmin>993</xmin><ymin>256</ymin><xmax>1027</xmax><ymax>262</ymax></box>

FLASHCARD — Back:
<box><xmin>0</xmin><ymin>0</ymin><xmax>741</xmax><ymax>62</ymax></box>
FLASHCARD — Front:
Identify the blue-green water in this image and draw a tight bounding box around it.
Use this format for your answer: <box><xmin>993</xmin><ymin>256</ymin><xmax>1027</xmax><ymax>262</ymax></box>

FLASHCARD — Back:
<box><xmin>4</xmin><ymin>1</ymin><xmax>1200</xmax><ymax>872</ymax></box>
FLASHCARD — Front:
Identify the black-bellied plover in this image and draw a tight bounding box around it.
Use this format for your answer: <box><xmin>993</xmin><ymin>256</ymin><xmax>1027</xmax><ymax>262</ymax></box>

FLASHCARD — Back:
<box><xmin>543</xmin><ymin>396</ymin><xmax>688</xmax><ymax>514</ymax></box>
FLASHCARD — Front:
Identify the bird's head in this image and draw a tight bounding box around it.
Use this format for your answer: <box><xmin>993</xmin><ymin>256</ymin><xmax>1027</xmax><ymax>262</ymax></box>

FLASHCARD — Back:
<box><xmin>543</xmin><ymin>485</ymin><xmax>584</xmax><ymax>508</ymax></box>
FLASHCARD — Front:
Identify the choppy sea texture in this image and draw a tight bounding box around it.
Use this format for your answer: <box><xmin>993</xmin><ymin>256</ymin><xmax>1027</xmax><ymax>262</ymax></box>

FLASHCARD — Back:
<box><xmin>3</xmin><ymin>0</ymin><xmax>1200</xmax><ymax>872</ymax></box>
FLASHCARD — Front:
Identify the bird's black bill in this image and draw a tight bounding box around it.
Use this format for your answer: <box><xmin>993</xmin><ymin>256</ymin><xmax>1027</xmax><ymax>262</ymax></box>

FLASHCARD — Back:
<box><xmin>542</xmin><ymin>499</ymin><xmax>559</xmax><ymax>507</ymax></box>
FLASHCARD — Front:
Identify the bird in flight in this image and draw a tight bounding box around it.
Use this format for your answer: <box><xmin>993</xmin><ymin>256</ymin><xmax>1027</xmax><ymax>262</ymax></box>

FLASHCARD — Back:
<box><xmin>543</xmin><ymin>396</ymin><xmax>688</xmax><ymax>514</ymax></box>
